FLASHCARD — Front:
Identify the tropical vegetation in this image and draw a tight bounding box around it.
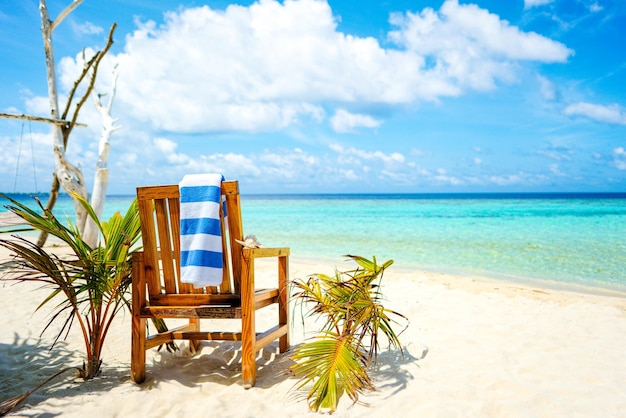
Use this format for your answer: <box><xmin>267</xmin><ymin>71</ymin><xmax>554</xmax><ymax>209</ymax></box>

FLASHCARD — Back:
<box><xmin>290</xmin><ymin>255</ymin><xmax>408</xmax><ymax>413</ymax></box>
<box><xmin>0</xmin><ymin>192</ymin><xmax>141</xmax><ymax>379</ymax></box>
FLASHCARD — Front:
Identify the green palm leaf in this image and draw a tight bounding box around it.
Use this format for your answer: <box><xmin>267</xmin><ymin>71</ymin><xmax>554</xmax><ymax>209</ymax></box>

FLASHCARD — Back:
<box><xmin>290</xmin><ymin>255</ymin><xmax>408</xmax><ymax>412</ymax></box>
<box><xmin>0</xmin><ymin>193</ymin><xmax>143</xmax><ymax>379</ymax></box>
<box><xmin>291</xmin><ymin>332</ymin><xmax>372</xmax><ymax>412</ymax></box>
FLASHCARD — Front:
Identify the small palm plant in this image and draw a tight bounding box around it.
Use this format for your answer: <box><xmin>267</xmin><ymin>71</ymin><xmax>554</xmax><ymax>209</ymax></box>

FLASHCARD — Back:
<box><xmin>0</xmin><ymin>193</ymin><xmax>140</xmax><ymax>379</ymax></box>
<box><xmin>290</xmin><ymin>255</ymin><xmax>408</xmax><ymax>413</ymax></box>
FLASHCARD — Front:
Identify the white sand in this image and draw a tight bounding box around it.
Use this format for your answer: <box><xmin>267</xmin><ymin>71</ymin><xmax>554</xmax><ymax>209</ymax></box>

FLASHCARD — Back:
<box><xmin>1</xmin><ymin>241</ymin><xmax>626</xmax><ymax>417</ymax></box>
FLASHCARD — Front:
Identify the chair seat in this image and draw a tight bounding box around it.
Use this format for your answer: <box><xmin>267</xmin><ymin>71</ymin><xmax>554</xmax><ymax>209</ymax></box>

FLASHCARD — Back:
<box><xmin>139</xmin><ymin>288</ymin><xmax>280</xmax><ymax>319</ymax></box>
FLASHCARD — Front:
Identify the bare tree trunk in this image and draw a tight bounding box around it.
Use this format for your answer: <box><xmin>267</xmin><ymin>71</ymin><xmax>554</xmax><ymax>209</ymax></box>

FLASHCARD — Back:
<box><xmin>82</xmin><ymin>67</ymin><xmax>121</xmax><ymax>247</ymax></box>
<box><xmin>35</xmin><ymin>174</ymin><xmax>60</xmax><ymax>247</ymax></box>
<box><xmin>82</xmin><ymin>168</ymin><xmax>107</xmax><ymax>246</ymax></box>
<box><xmin>39</xmin><ymin>0</ymin><xmax>89</xmax><ymax>240</ymax></box>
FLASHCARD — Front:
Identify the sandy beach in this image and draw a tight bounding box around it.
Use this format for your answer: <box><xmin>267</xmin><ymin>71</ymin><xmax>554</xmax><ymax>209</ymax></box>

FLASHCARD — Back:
<box><xmin>1</xmin><ymin>240</ymin><xmax>626</xmax><ymax>417</ymax></box>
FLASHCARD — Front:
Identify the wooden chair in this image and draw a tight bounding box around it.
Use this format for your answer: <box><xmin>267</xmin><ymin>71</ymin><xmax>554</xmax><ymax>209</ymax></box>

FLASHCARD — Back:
<box><xmin>131</xmin><ymin>181</ymin><xmax>290</xmax><ymax>388</ymax></box>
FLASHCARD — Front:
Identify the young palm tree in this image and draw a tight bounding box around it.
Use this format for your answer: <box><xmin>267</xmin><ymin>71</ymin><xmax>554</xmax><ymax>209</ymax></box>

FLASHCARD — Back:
<box><xmin>0</xmin><ymin>193</ymin><xmax>141</xmax><ymax>379</ymax></box>
<box><xmin>290</xmin><ymin>255</ymin><xmax>408</xmax><ymax>412</ymax></box>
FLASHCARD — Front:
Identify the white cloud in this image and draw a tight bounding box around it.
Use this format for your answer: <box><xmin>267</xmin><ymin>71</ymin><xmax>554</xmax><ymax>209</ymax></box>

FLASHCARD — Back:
<box><xmin>330</xmin><ymin>143</ymin><xmax>405</xmax><ymax>165</ymax></box>
<box><xmin>45</xmin><ymin>0</ymin><xmax>574</xmax><ymax>136</ymax></box>
<box><xmin>589</xmin><ymin>2</ymin><xmax>603</xmax><ymax>12</ymax></box>
<box><xmin>154</xmin><ymin>137</ymin><xmax>178</xmax><ymax>153</ymax></box>
<box><xmin>524</xmin><ymin>0</ymin><xmax>554</xmax><ymax>9</ymax></box>
<box><xmin>549</xmin><ymin>163</ymin><xmax>565</xmax><ymax>176</ymax></box>
<box><xmin>411</xmin><ymin>149</ymin><xmax>429</xmax><ymax>157</ymax></box>
<box><xmin>434</xmin><ymin>167</ymin><xmax>462</xmax><ymax>185</ymax></box>
<box><xmin>489</xmin><ymin>171</ymin><xmax>551</xmax><ymax>186</ymax></box>
<box><xmin>258</xmin><ymin>148</ymin><xmax>319</xmax><ymax>179</ymax></box>
<box><xmin>614</xmin><ymin>147</ymin><xmax>626</xmax><ymax>170</ymax></box>
<box><xmin>489</xmin><ymin>174</ymin><xmax>525</xmax><ymax>185</ymax></box>
<box><xmin>72</xmin><ymin>21</ymin><xmax>104</xmax><ymax>36</ymax></box>
<box><xmin>537</xmin><ymin>75</ymin><xmax>557</xmax><ymax>101</ymax></box>
<box><xmin>536</xmin><ymin>145</ymin><xmax>573</xmax><ymax>161</ymax></box>
<box><xmin>389</xmin><ymin>0</ymin><xmax>572</xmax><ymax>91</ymax></box>
<box><xmin>564</xmin><ymin>102</ymin><xmax>626</xmax><ymax>125</ymax></box>
<box><xmin>330</xmin><ymin>109</ymin><xmax>381</xmax><ymax>133</ymax></box>
<box><xmin>16</xmin><ymin>0</ymin><xmax>587</xmax><ymax>193</ymax></box>
<box><xmin>118</xmin><ymin>153</ymin><xmax>137</xmax><ymax>166</ymax></box>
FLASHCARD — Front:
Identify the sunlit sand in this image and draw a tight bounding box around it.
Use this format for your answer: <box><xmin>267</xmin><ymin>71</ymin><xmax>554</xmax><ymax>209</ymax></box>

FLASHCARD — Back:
<box><xmin>1</xmin><ymin>240</ymin><xmax>625</xmax><ymax>417</ymax></box>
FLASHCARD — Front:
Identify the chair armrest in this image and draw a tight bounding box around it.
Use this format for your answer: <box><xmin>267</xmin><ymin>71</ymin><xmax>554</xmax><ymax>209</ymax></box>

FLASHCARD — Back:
<box><xmin>242</xmin><ymin>247</ymin><xmax>290</xmax><ymax>259</ymax></box>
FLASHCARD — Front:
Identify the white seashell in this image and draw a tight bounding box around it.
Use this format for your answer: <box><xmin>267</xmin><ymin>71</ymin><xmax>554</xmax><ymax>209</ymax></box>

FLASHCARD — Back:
<box><xmin>235</xmin><ymin>234</ymin><xmax>265</xmax><ymax>248</ymax></box>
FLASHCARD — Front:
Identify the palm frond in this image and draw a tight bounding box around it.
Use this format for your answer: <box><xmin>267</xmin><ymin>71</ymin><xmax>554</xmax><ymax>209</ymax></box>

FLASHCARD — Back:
<box><xmin>291</xmin><ymin>332</ymin><xmax>373</xmax><ymax>412</ymax></box>
<box><xmin>0</xmin><ymin>193</ymin><xmax>143</xmax><ymax>379</ymax></box>
<box><xmin>290</xmin><ymin>255</ymin><xmax>408</xmax><ymax>412</ymax></box>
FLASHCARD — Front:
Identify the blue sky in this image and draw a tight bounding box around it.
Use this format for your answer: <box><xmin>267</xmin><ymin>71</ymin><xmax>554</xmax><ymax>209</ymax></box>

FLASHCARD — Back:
<box><xmin>1</xmin><ymin>0</ymin><xmax>625</xmax><ymax>194</ymax></box>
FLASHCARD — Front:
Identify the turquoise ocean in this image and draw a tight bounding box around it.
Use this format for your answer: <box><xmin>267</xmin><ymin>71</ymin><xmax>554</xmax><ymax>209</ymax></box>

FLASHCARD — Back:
<box><xmin>2</xmin><ymin>192</ymin><xmax>625</xmax><ymax>294</ymax></box>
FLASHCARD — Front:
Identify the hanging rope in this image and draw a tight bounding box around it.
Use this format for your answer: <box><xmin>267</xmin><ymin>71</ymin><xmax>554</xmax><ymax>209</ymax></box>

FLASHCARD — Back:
<box><xmin>13</xmin><ymin>121</ymin><xmax>24</xmax><ymax>193</ymax></box>
<box><xmin>12</xmin><ymin>121</ymin><xmax>39</xmax><ymax>193</ymax></box>
<box><xmin>28</xmin><ymin>121</ymin><xmax>38</xmax><ymax>192</ymax></box>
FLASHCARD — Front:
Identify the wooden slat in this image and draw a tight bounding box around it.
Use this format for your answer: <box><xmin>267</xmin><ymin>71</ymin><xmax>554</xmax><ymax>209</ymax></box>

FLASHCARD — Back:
<box><xmin>221</xmin><ymin>181</ymin><xmax>239</xmax><ymax>195</ymax></box>
<box><xmin>254</xmin><ymin>298</ymin><xmax>276</xmax><ymax>310</ymax></box>
<box><xmin>137</xmin><ymin>184</ymin><xmax>179</xmax><ymax>199</ymax></box>
<box><xmin>243</xmin><ymin>247</ymin><xmax>290</xmax><ymax>259</ymax></box>
<box><xmin>171</xmin><ymin>331</ymin><xmax>243</xmax><ymax>341</ymax></box>
<box><xmin>225</xmin><ymin>183</ymin><xmax>243</xmax><ymax>294</ymax></box>
<box><xmin>145</xmin><ymin>333</ymin><xmax>173</xmax><ymax>350</ymax></box>
<box><xmin>136</xmin><ymin>195</ymin><xmax>160</xmax><ymax>297</ymax></box>
<box><xmin>255</xmin><ymin>324</ymin><xmax>289</xmax><ymax>351</ymax></box>
<box><xmin>155</xmin><ymin>198</ymin><xmax>177</xmax><ymax>293</ymax></box>
<box><xmin>168</xmin><ymin>197</ymin><xmax>190</xmax><ymax>293</ymax></box>
<box><xmin>150</xmin><ymin>293</ymin><xmax>240</xmax><ymax>306</ymax></box>
<box><xmin>141</xmin><ymin>306</ymin><xmax>242</xmax><ymax>319</ymax></box>
<box><xmin>253</xmin><ymin>288</ymin><xmax>279</xmax><ymax>303</ymax></box>
<box><xmin>144</xmin><ymin>323</ymin><xmax>197</xmax><ymax>350</ymax></box>
<box><xmin>218</xmin><ymin>200</ymin><xmax>232</xmax><ymax>293</ymax></box>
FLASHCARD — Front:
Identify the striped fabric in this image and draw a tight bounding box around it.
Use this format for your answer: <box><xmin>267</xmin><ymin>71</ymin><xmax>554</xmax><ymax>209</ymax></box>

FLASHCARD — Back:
<box><xmin>179</xmin><ymin>173</ymin><xmax>225</xmax><ymax>288</ymax></box>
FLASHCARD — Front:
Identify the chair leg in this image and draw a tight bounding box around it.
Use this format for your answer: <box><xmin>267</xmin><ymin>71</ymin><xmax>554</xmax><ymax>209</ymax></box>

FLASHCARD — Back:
<box><xmin>189</xmin><ymin>318</ymin><xmax>201</xmax><ymax>353</ymax></box>
<box><xmin>131</xmin><ymin>316</ymin><xmax>146</xmax><ymax>383</ymax></box>
<box><xmin>241</xmin><ymin>256</ymin><xmax>256</xmax><ymax>388</ymax></box>
<box><xmin>278</xmin><ymin>255</ymin><xmax>290</xmax><ymax>353</ymax></box>
<box><xmin>241</xmin><ymin>319</ymin><xmax>256</xmax><ymax>389</ymax></box>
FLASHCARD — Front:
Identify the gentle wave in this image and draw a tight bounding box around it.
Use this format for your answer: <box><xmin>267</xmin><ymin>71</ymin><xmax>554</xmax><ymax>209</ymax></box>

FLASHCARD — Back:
<box><xmin>3</xmin><ymin>192</ymin><xmax>625</xmax><ymax>293</ymax></box>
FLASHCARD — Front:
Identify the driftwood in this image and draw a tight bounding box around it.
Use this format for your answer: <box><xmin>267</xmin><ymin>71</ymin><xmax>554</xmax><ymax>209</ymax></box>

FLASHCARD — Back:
<box><xmin>82</xmin><ymin>66</ymin><xmax>121</xmax><ymax>247</ymax></box>
<box><xmin>35</xmin><ymin>0</ymin><xmax>117</xmax><ymax>245</ymax></box>
<box><xmin>0</xmin><ymin>112</ymin><xmax>85</xmax><ymax>128</ymax></box>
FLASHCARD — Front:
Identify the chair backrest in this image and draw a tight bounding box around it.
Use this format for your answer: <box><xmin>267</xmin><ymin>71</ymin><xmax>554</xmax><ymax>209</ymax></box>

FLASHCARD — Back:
<box><xmin>136</xmin><ymin>181</ymin><xmax>245</xmax><ymax>300</ymax></box>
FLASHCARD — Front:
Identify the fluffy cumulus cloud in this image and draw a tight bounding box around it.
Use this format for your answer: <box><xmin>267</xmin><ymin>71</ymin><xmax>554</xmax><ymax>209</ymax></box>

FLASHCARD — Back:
<box><xmin>67</xmin><ymin>0</ymin><xmax>574</xmax><ymax>136</ymax></box>
<box><xmin>564</xmin><ymin>102</ymin><xmax>626</xmax><ymax>125</ymax></box>
<box><xmin>388</xmin><ymin>0</ymin><xmax>572</xmax><ymax>92</ymax></box>
<box><xmin>26</xmin><ymin>0</ymin><xmax>590</xmax><ymax>193</ymax></box>
<box><xmin>330</xmin><ymin>109</ymin><xmax>382</xmax><ymax>133</ymax></box>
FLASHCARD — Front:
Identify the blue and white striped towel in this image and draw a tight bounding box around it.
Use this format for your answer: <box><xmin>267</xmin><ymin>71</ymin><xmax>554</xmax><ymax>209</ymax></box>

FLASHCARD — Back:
<box><xmin>179</xmin><ymin>173</ymin><xmax>225</xmax><ymax>288</ymax></box>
